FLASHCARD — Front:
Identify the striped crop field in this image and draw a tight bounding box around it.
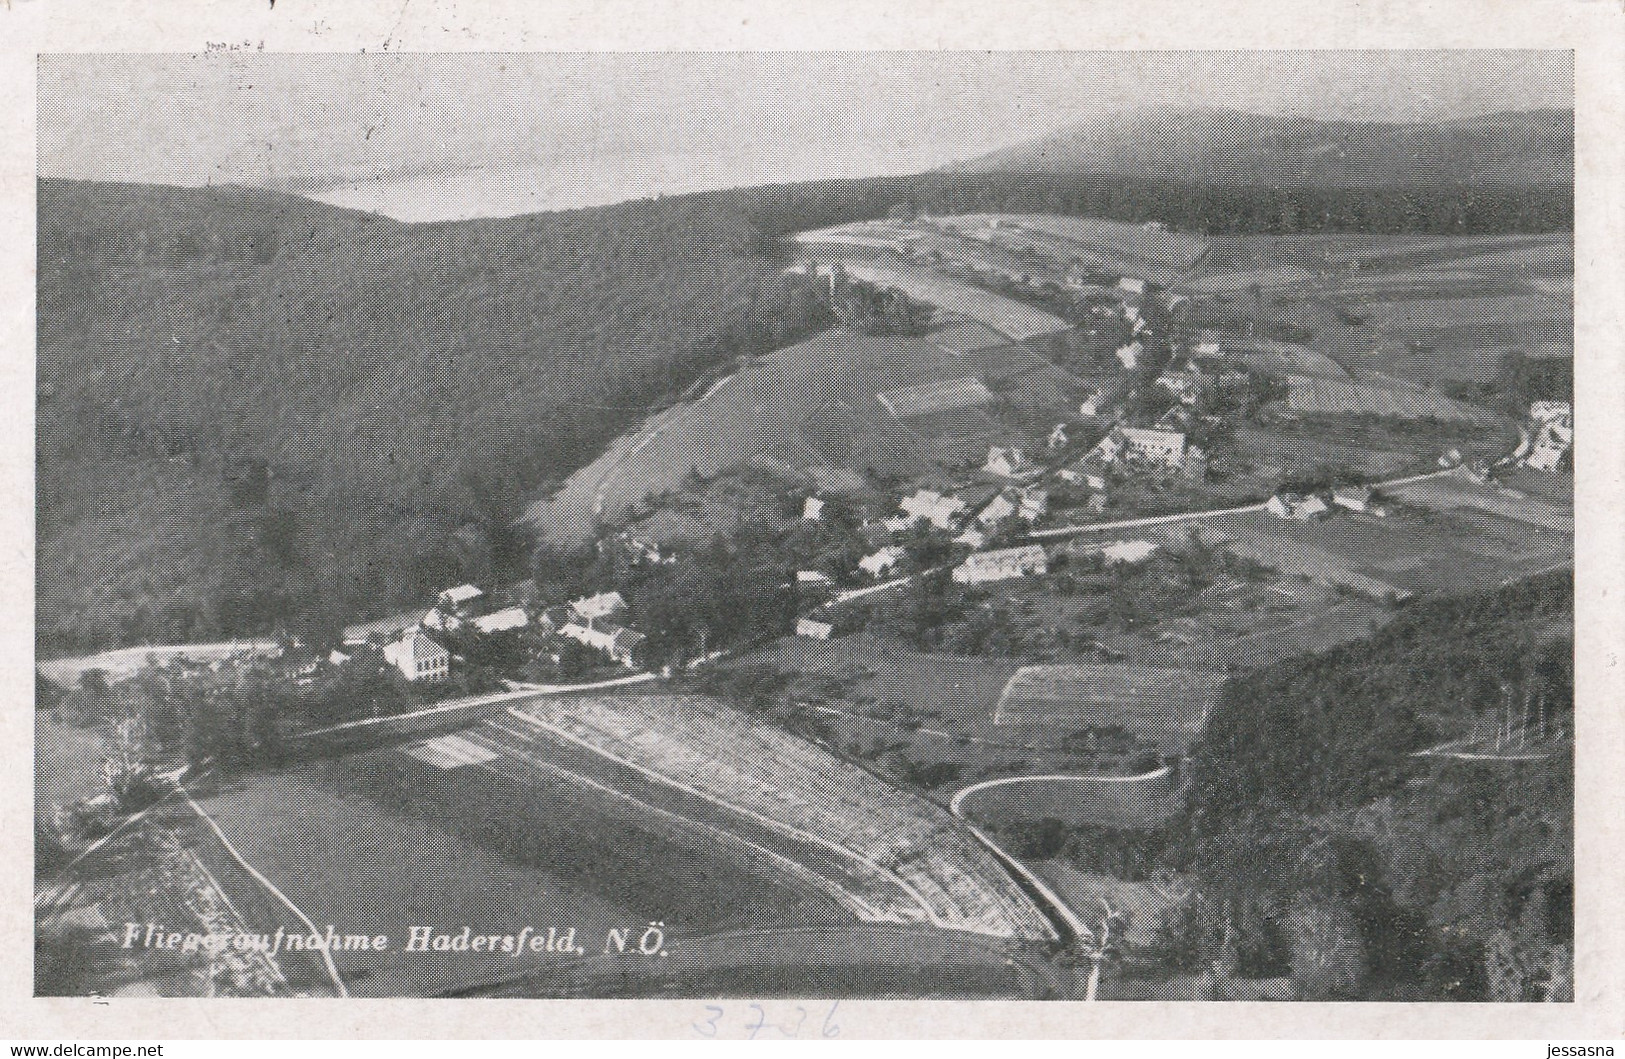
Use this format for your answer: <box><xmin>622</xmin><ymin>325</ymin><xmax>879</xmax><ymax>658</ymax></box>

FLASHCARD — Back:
<box><xmin>1283</xmin><ymin>376</ymin><xmax>1499</xmax><ymax>424</ymax></box>
<box><xmin>992</xmin><ymin>664</ymin><xmax>1226</xmax><ymax>750</ymax></box>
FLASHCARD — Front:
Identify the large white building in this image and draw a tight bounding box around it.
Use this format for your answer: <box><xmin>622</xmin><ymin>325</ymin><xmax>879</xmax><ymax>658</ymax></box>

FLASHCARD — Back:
<box><xmin>1120</xmin><ymin>427</ymin><xmax>1188</xmax><ymax>467</ymax></box>
<box><xmin>384</xmin><ymin>630</ymin><xmax>450</xmax><ymax>682</ymax></box>
<box><xmin>952</xmin><ymin>544</ymin><xmax>1048</xmax><ymax>584</ymax></box>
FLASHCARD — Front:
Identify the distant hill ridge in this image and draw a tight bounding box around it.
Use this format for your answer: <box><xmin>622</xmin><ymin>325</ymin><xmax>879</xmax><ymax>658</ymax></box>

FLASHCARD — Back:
<box><xmin>949</xmin><ymin>106</ymin><xmax>1573</xmax><ymax>187</ymax></box>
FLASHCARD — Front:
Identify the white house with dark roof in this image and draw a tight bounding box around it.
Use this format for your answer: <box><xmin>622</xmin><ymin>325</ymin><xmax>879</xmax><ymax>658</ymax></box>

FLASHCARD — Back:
<box><xmin>985</xmin><ymin>446</ymin><xmax>1037</xmax><ymax>479</ymax></box>
<box><xmin>796</xmin><ymin>618</ymin><xmax>834</xmax><ymax>640</ymax></box>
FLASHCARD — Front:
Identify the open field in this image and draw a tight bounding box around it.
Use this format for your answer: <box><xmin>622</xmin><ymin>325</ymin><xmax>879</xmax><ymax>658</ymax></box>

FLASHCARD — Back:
<box><xmin>959</xmin><ymin>214</ymin><xmax>1212</xmax><ymax>271</ymax></box>
<box><xmin>38</xmin><ymin>641</ymin><xmax>282</xmax><ymax>686</ymax></box>
<box><xmin>1188</xmin><ymin>500</ymin><xmax>1570</xmax><ymax>600</ymax></box>
<box><xmin>877</xmin><ymin>377</ymin><xmax>994</xmax><ymax>416</ymax></box>
<box><xmin>461</xmin><ymin>924</ymin><xmax>1067</xmax><ymax>999</ymax></box>
<box><xmin>931</xmin><ymin>320</ymin><xmax>1011</xmax><ymax>354</ymax></box>
<box><xmin>37</xmin><ymin>798</ymin><xmax>334</xmax><ymax>997</ymax></box>
<box><xmin>1384</xmin><ymin>472</ymin><xmax>1573</xmax><ymax>534</ymax></box>
<box><xmin>1231</xmin><ymin>340</ymin><xmax>1351</xmax><ymax>379</ymax></box>
<box><xmin>1229</xmin><ymin>427</ymin><xmax>1411</xmax><ymax>480</ymax></box>
<box><xmin>526</xmin><ymin>327</ymin><xmax>1082</xmax><ymax>542</ymax></box>
<box><xmin>179</xmin><ymin>738</ymin><xmax>843</xmax><ymax>996</ymax></box>
<box><xmin>837</xmin><ymin>263</ymin><xmax>1071</xmax><ymax>340</ymax></box>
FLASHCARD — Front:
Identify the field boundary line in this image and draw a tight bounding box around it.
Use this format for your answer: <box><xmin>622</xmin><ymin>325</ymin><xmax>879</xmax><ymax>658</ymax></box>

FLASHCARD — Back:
<box><xmin>176</xmin><ymin>781</ymin><xmax>349</xmax><ymax>997</ymax></box>
<box><xmin>501</xmin><ymin>705</ymin><xmax>976</xmax><ymax>935</ymax></box>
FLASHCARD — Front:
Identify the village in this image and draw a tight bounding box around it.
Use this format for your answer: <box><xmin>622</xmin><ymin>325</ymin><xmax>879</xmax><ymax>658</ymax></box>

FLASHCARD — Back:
<box><xmin>57</xmin><ymin>217</ymin><xmax>1572</xmax><ymax>727</ymax></box>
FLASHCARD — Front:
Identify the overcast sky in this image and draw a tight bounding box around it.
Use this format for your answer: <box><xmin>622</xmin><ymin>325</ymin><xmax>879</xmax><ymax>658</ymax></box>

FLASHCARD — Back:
<box><xmin>39</xmin><ymin>51</ymin><xmax>1573</xmax><ymax>190</ymax></box>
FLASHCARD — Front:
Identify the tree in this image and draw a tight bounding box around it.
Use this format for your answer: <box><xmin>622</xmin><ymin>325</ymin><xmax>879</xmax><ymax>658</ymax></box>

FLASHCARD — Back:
<box><xmin>1285</xmin><ymin>895</ymin><xmax>1367</xmax><ymax>999</ymax></box>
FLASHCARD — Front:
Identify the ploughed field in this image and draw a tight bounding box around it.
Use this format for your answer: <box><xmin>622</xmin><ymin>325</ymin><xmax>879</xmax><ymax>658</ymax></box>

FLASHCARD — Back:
<box><xmin>490</xmin><ymin>692</ymin><xmax>1054</xmax><ymax>941</ymax></box>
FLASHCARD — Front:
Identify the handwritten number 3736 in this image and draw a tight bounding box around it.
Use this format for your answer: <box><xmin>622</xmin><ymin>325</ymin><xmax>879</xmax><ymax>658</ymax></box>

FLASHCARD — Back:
<box><xmin>693</xmin><ymin>1001</ymin><xmax>839</xmax><ymax>1038</ymax></box>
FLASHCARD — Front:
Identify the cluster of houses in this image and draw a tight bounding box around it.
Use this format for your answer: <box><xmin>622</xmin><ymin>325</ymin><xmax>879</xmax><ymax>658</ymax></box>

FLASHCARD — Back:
<box><xmin>352</xmin><ymin>581</ymin><xmax>650</xmax><ymax>684</ymax></box>
<box><xmin>1523</xmin><ymin>400</ymin><xmax>1573</xmax><ymax>473</ymax></box>
<box><xmin>1265</xmin><ymin>483</ymin><xmax>1385</xmax><ymax>521</ymax></box>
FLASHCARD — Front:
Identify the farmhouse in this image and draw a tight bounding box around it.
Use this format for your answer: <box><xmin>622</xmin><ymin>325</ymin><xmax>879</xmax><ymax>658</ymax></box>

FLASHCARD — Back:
<box><xmin>976</xmin><ymin>492</ymin><xmax>1017</xmax><ymax>526</ymax></box>
<box><xmin>796</xmin><ymin>618</ymin><xmax>834</xmax><ymax>640</ymax></box>
<box><xmin>1080</xmin><ymin>392</ymin><xmax>1103</xmax><ymax>417</ymax></box>
<box><xmin>1332</xmin><ymin>485</ymin><xmax>1384</xmax><ymax>515</ymax></box>
<box><xmin>558</xmin><ymin>619</ymin><xmax>645</xmax><ymax>668</ymax></box>
<box><xmin>859</xmin><ymin>546</ymin><xmax>904</xmax><ymax>577</ymax></box>
<box><xmin>384</xmin><ymin>630</ymin><xmax>450</xmax><ymax>683</ymax></box>
<box><xmin>438</xmin><ymin>584</ymin><xmax>484</xmax><ymax>611</ymax></box>
<box><xmin>472</xmin><ymin>606</ymin><xmax>529</xmax><ymax>634</ymax></box>
<box><xmin>1525</xmin><ymin>425</ymin><xmax>1571</xmax><ymax>472</ymax></box>
<box><xmin>1018</xmin><ymin>487</ymin><xmax>1048</xmax><ymax>520</ymax></box>
<box><xmin>1048</xmin><ymin>422</ymin><xmax>1070</xmax><ymax>449</ymax></box>
<box><xmin>571</xmin><ymin>590</ymin><xmax>627</xmax><ymax>622</ymax></box>
<box><xmin>955</xmin><ymin>527</ymin><xmax>987</xmax><ymax>549</ymax></box>
<box><xmin>802</xmin><ymin>496</ymin><xmax>825</xmax><ymax>521</ymax></box>
<box><xmin>421</xmin><ymin>606</ymin><xmax>463</xmax><ymax>632</ymax></box>
<box><xmin>1068</xmin><ymin>539</ymin><xmax>1158</xmax><ymax>565</ymax></box>
<box><xmin>953</xmin><ymin>544</ymin><xmax>1048</xmax><ymax>584</ymax></box>
<box><xmin>796</xmin><ymin>570</ymin><xmax>833</xmax><ymax>586</ymax></box>
<box><xmin>899</xmin><ymin>489</ymin><xmax>967</xmax><ymax>529</ymax></box>
<box><xmin>1115</xmin><ymin>341</ymin><xmax>1142</xmax><ymax>370</ymax></box>
<box><xmin>985</xmin><ymin>446</ymin><xmax>1038</xmax><ymax>479</ymax></box>
<box><xmin>1104</xmin><ymin>540</ymin><xmax>1159</xmax><ymax>565</ymax></box>
<box><xmin>1086</xmin><ymin>430</ymin><xmax>1126</xmax><ymax>465</ymax></box>
<box><xmin>1156</xmin><ymin>370</ymin><xmax>1205</xmax><ymax>406</ymax></box>
<box><xmin>1120</xmin><ymin>427</ymin><xmax>1187</xmax><ymax>467</ymax></box>
<box><xmin>1118</xmin><ymin>277</ymin><xmax>1147</xmax><ymax>296</ymax></box>
<box><xmin>1267</xmin><ymin>493</ymin><xmax>1331</xmax><ymax>520</ymax></box>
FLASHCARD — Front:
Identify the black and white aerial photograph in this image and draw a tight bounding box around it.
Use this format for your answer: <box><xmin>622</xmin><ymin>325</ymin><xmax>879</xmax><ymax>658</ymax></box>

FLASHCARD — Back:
<box><xmin>33</xmin><ymin>50</ymin><xmax>1575</xmax><ymax>1002</ymax></box>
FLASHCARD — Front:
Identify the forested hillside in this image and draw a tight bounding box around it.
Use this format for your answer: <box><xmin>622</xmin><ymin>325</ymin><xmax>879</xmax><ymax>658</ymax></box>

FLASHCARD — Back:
<box><xmin>38</xmin><ymin>179</ymin><xmax>831</xmax><ymax>652</ymax></box>
<box><xmin>1175</xmin><ymin>572</ymin><xmax>1572</xmax><ymax>999</ymax></box>
<box><xmin>951</xmin><ymin>107</ymin><xmax>1573</xmax><ymax>188</ymax></box>
<box><xmin>39</xmin><ymin>170</ymin><xmax>1571</xmax><ymax>653</ymax></box>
